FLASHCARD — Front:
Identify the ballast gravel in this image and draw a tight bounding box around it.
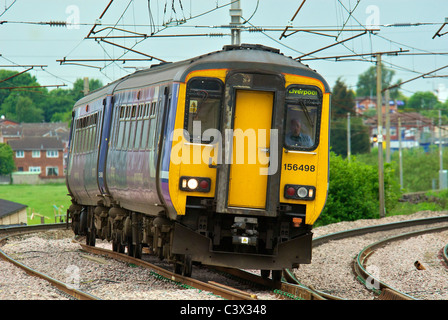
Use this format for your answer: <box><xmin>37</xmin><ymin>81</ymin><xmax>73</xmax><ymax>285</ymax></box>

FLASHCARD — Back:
<box><xmin>293</xmin><ymin>210</ymin><xmax>448</xmax><ymax>300</ymax></box>
<box><xmin>1</xmin><ymin>210</ymin><xmax>447</xmax><ymax>300</ymax></box>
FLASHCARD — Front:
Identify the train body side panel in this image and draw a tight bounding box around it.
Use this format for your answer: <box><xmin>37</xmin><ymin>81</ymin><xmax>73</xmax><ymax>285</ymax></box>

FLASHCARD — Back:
<box><xmin>105</xmin><ymin>87</ymin><xmax>163</xmax><ymax>214</ymax></box>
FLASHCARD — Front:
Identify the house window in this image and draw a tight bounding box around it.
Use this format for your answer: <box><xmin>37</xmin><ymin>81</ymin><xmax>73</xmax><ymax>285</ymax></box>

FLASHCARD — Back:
<box><xmin>32</xmin><ymin>150</ymin><xmax>41</xmax><ymax>158</ymax></box>
<box><xmin>46</xmin><ymin>150</ymin><xmax>58</xmax><ymax>158</ymax></box>
<box><xmin>16</xmin><ymin>150</ymin><xmax>24</xmax><ymax>158</ymax></box>
<box><xmin>29</xmin><ymin>166</ymin><xmax>41</xmax><ymax>173</ymax></box>
<box><xmin>46</xmin><ymin>167</ymin><xmax>59</xmax><ymax>176</ymax></box>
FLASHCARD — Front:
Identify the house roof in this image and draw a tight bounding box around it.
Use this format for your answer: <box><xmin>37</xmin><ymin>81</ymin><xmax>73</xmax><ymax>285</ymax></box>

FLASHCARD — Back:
<box><xmin>0</xmin><ymin>118</ymin><xmax>19</xmax><ymax>126</ymax></box>
<box><xmin>365</xmin><ymin>112</ymin><xmax>433</xmax><ymax>126</ymax></box>
<box><xmin>8</xmin><ymin>136</ymin><xmax>64</xmax><ymax>150</ymax></box>
<box><xmin>0</xmin><ymin>199</ymin><xmax>27</xmax><ymax>219</ymax></box>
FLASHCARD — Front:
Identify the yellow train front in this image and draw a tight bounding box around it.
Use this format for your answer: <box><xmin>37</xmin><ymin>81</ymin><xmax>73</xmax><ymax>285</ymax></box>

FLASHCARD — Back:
<box><xmin>168</xmin><ymin>44</ymin><xmax>330</xmax><ymax>277</ymax></box>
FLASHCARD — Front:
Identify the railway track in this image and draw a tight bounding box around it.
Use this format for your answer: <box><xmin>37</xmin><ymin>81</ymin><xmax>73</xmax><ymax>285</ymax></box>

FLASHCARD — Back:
<box><xmin>1</xmin><ymin>224</ymin><xmax>295</xmax><ymax>300</ymax></box>
<box><xmin>443</xmin><ymin>243</ymin><xmax>448</xmax><ymax>266</ymax></box>
<box><xmin>2</xmin><ymin>214</ymin><xmax>448</xmax><ymax>301</ymax></box>
<box><xmin>75</xmin><ymin>240</ymin><xmax>259</xmax><ymax>300</ymax></box>
<box><xmin>286</xmin><ymin>214</ymin><xmax>448</xmax><ymax>300</ymax></box>
<box><xmin>0</xmin><ymin>223</ymin><xmax>98</xmax><ymax>300</ymax></box>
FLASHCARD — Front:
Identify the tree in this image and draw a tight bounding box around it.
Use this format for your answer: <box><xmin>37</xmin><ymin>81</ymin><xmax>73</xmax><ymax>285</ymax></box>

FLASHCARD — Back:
<box><xmin>71</xmin><ymin>78</ymin><xmax>103</xmax><ymax>101</ymax></box>
<box><xmin>0</xmin><ymin>143</ymin><xmax>15</xmax><ymax>175</ymax></box>
<box><xmin>330</xmin><ymin>117</ymin><xmax>370</xmax><ymax>156</ymax></box>
<box><xmin>330</xmin><ymin>78</ymin><xmax>370</xmax><ymax>156</ymax></box>
<box><xmin>0</xmin><ymin>72</ymin><xmax>104</xmax><ymax>122</ymax></box>
<box><xmin>317</xmin><ymin>152</ymin><xmax>401</xmax><ymax>226</ymax></box>
<box><xmin>331</xmin><ymin>77</ymin><xmax>356</xmax><ymax>118</ymax></box>
<box><xmin>1</xmin><ymin>95</ymin><xmax>44</xmax><ymax>122</ymax></box>
<box><xmin>356</xmin><ymin>64</ymin><xmax>401</xmax><ymax>99</ymax></box>
<box><xmin>406</xmin><ymin>91</ymin><xmax>440</xmax><ymax>111</ymax></box>
<box><xmin>43</xmin><ymin>88</ymin><xmax>76</xmax><ymax>122</ymax></box>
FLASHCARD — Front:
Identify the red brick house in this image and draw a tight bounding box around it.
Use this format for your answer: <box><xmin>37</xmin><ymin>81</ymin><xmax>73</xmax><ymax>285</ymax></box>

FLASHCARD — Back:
<box><xmin>8</xmin><ymin>136</ymin><xmax>65</xmax><ymax>179</ymax></box>
<box><xmin>355</xmin><ymin>96</ymin><xmax>402</xmax><ymax>115</ymax></box>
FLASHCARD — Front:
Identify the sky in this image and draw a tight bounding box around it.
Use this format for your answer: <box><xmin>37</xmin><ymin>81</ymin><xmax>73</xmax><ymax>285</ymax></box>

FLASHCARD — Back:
<box><xmin>1</xmin><ymin>0</ymin><xmax>448</xmax><ymax>100</ymax></box>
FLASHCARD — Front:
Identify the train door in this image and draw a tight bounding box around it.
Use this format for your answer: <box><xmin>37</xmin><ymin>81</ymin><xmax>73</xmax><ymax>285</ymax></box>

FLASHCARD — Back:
<box><xmin>215</xmin><ymin>72</ymin><xmax>284</xmax><ymax>216</ymax></box>
<box><xmin>228</xmin><ymin>90</ymin><xmax>274</xmax><ymax>208</ymax></box>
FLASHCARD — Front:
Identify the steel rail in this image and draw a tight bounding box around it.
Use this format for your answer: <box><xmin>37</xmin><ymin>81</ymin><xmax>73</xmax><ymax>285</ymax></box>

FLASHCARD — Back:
<box><xmin>443</xmin><ymin>243</ymin><xmax>448</xmax><ymax>266</ymax></box>
<box><xmin>77</xmin><ymin>242</ymin><xmax>256</xmax><ymax>300</ymax></box>
<box><xmin>283</xmin><ymin>215</ymin><xmax>448</xmax><ymax>300</ymax></box>
<box><xmin>212</xmin><ymin>266</ymin><xmax>326</xmax><ymax>300</ymax></box>
<box><xmin>0</xmin><ymin>223</ymin><xmax>99</xmax><ymax>300</ymax></box>
<box><xmin>353</xmin><ymin>225</ymin><xmax>448</xmax><ymax>300</ymax></box>
<box><xmin>312</xmin><ymin>215</ymin><xmax>448</xmax><ymax>247</ymax></box>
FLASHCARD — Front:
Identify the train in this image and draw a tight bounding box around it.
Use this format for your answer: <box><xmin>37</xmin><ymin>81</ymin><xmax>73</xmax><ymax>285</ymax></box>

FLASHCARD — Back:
<box><xmin>66</xmin><ymin>44</ymin><xmax>330</xmax><ymax>279</ymax></box>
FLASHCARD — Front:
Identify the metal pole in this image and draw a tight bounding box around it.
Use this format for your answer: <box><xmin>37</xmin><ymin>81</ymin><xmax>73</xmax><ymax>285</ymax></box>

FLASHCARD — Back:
<box><xmin>347</xmin><ymin>112</ymin><xmax>351</xmax><ymax>162</ymax></box>
<box><xmin>230</xmin><ymin>0</ymin><xmax>242</xmax><ymax>45</ymax></box>
<box><xmin>398</xmin><ymin>117</ymin><xmax>403</xmax><ymax>189</ymax></box>
<box><xmin>385</xmin><ymin>89</ymin><xmax>391</xmax><ymax>163</ymax></box>
<box><xmin>439</xmin><ymin>110</ymin><xmax>445</xmax><ymax>190</ymax></box>
<box><xmin>376</xmin><ymin>54</ymin><xmax>386</xmax><ymax>218</ymax></box>
<box><xmin>83</xmin><ymin>77</ymin><xmax>89</xmax><ymax>95</ymax></box>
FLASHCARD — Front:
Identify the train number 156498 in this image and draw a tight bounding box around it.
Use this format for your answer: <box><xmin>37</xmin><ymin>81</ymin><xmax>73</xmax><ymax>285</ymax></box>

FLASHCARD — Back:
<box><xmin>283</xmin><ymin>163</ymin><xmax>315</xmax><ymax>172</ymax></box>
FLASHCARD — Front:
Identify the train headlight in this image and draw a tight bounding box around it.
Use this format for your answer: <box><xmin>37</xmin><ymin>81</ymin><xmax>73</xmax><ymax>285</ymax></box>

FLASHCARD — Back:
<box><xmin>284</xmin><ymin>184</ymin><xmax>316</xmax><ymax>200</ymax></box>
<box><xmin>179</xmin><ymin>176</ymin><xmax>211</xmax><ymax>192</ymax></box>
<box><xmin>187</xmin><ymin>178</ymin><xmax>198</xmax><ymax>190</ymax></box>
<box><xmin>297</xmin><ymin>187</ymin><xmax>308</xmax><ymax>198</ymax></box>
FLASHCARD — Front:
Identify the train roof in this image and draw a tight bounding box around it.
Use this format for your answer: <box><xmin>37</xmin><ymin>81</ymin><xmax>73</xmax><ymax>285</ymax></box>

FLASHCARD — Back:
<box><xmin>74</xmin><ymin>44</ymin><xmax>330</xmax><ymax>107</ymax></box>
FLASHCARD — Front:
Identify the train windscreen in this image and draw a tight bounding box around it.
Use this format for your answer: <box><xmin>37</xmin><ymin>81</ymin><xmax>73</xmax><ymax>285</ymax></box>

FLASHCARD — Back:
<box><xmin>185</xmin><ymin>78</ymin><xmax>223</xmax><ymax>143</ymax></box>
<box><xmin>284</xmin><ymin>85</ymin><xmax>322</xmax><ymax>150</ymax></box>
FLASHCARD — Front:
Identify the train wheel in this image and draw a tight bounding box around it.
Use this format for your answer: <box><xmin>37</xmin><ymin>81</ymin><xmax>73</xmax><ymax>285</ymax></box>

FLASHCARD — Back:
<box><xmin>174</xmin><ymin>254</ymin><xmax>192</xmax><ymax>277</ymax></box>
<box><xmin>86</xmin><ymin>210</ymin><xmax>96</xmax><ymax>247</ymax></box>
<box><xmin>126</xmin><ymin>236</ymin><xmax>134</xmax><ymax>257</ymax></box>
<box><xmin>261</xmin><ymin>270</ymin><xmax>271</xmax><ymax>279</ymax></box>
<box><xmin>113</xmin><ymin>240</ymin><xmax>125</xmax><ymax>253</ymax></box>
<box><xmin>133</xmin><ymin>243</ymin><xmax>143</xmax><ymax>259</ymax></box>
<box><xmin>261</xmin><ymin>269</ymin><xmax>282</xmax><ymax>281</ymax></box>
<box><xmin>272</xmin><ymin>270</ymin><xmax>282</xmax><ymax>282</ymax></box>
<box><xmin>86</xmin><ymin>229</ymin><xmax>96</xmax><ymax>246</ymax></box>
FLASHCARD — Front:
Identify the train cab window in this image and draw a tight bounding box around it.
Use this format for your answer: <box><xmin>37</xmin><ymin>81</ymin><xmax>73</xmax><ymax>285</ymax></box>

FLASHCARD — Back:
<box><xmin>185</xmin><ymin>78</ymin><xmax>223</xmax><ymax>143</ymax></box>
<box><xmin>284</xmin><ymin>85</ymin><xmax>322</xmax><ymax>150</ymax></box>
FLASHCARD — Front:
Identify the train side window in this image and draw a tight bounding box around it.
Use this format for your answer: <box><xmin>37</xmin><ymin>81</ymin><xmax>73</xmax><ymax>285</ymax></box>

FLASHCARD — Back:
<box><xmin>117</xmin><ymin>106</ymin><xmax>126</xmax><ymax>150</ymax></box>
<box><xmin>93</xmin><ymin>112</ymin><xmax>100</xmax><ymax>151</ymax></box>
<box><xmin>73</xmin><ymin>119</ymin><xmax>80</xmax><ymax>154</ymax></box>
<box><xmin>185</xmin><ymin>78</ymin><xmax>223</xmax><ymax>143</ymax></box>
<box><xmin>123</xmin><ymin>105</ymin><xmax>132</xmax><ymax>150</ymax></box>
<box><xmin>134</xmin><ymin>104</ymin><xmax>144</xmax><ymax>149</ymax></box>
<box><xmin>128</xmin><ymin>105</ymin><xmax>137</xmax><ymax>150</ymax></box>
<box><xmin>284</xmin><ymin>85</ymin><xmax>322</xmax><ymax>150</ymax></box>
<box><xmin>150</xmin><ymin>101</ymin><xmax>157</xmax><ymax>118</ymax></box>
<box><xmin>141</xmin><ymin>103</ymin><xmax>150</xmax><ymax>149</ymax></box>
<box><xmin>148</xmin><ymin>100</ymin><xmax>159</xmax><ymax>148</ymax></box>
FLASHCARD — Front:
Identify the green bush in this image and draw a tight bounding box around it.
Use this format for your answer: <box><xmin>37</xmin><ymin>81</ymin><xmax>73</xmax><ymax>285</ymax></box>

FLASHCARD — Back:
<box><xmin>316</xmin><ymin>152</ymin><xmax>402</xmax><ymax>226</ymax></box>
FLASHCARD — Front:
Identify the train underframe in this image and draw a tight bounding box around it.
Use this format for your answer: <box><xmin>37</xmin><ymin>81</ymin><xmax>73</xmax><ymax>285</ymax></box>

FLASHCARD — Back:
<box><xmin>68</xmin><ymin>197</ymin><xmax>312</xmax><ymax>279</ymax></box>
